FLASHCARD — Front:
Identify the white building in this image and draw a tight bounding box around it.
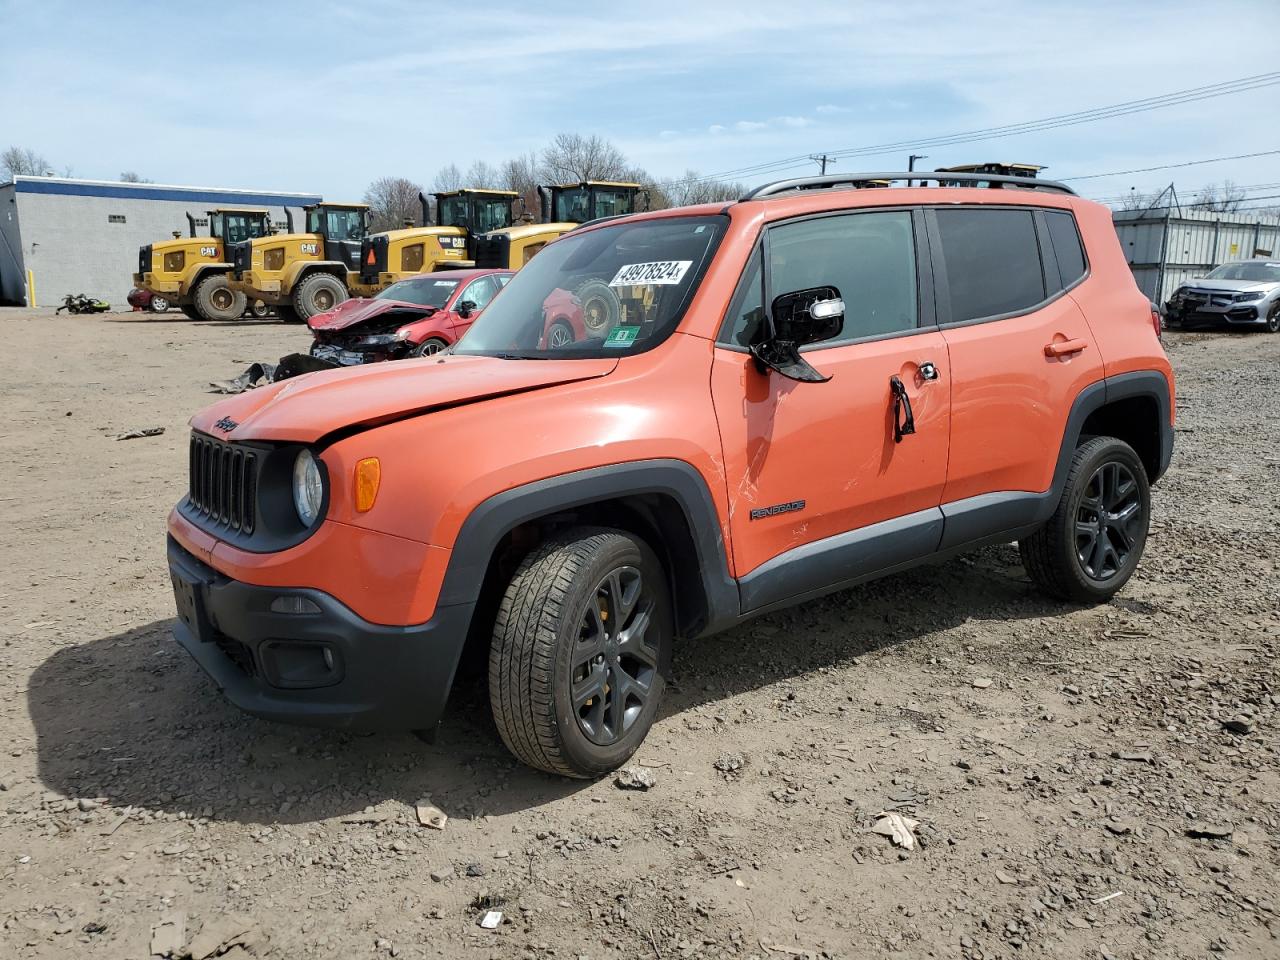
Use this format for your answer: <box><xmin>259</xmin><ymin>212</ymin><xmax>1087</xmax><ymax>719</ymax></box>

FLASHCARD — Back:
<box><xmin>0</xmin><ymin>176</ymin><xmax>322</xmax><ymax>307</ymax></box>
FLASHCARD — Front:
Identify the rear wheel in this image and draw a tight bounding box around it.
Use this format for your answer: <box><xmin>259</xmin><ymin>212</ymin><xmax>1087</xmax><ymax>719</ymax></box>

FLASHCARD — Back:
<box><xmin>193</xmin><ymin>274</ymin><xmax>246</xmax><ymax>322</ymax></box>
<box><xmin>292</xmin><ymin>273</ymin><xmax>347</xmax><ymax>320</ymax></box>
<box><xmin>489</xmin><ymin>528</ymin><xmax>672</xmax><ymax>778</ymax></box>
<box><xmin>276</xmin><ymin>303</ymin><xmax>304</xmax><ymax>324</ymax></box>
<box><xmin>1265</xmin><ymin>303</ymin><xmax>1279</xmax><ymax>334</ymax></box>
<box><xmin>546</xmin><ymin>320</ymin><xmax>575</xmax><ymax>349</ymax></box>
<box><xmin>412</xmin><ymin>337</ymin><xmax>448</xmax><ymax>357</ymax></box>
<box><xmin>149</xmin><ymin>295</ymin><xmax>170</xmax><ymax>313</ymax></box>
<box><xmin>1020</xmin><ymin>436</ymin><xmax>1150</xmax><ymax>603</ymax></box>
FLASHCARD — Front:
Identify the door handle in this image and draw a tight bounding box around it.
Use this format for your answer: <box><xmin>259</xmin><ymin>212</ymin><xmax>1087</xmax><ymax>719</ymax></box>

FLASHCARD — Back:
<box><xmin>918</xmin><ymin>361</ymin><xmax>939</xmax><ymax>381</ymax></box>
<box><xmin>889</xmin><ymin>375</ymin><xmax>916</xmax><ymax>443</ymax></box>
<box><xmin>1044</xmin><ymin>338</ymin><xmax>1089</xmax><ymax>358</ymax></box>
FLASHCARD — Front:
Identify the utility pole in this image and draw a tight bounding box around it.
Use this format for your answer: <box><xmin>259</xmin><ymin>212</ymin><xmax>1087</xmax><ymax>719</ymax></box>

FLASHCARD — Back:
<box><xmin>810</xmin><ymin>154</ymin><xmax>833</xmax><ymax>175</ymax></box>
<box><xmin>908</xmin><ymin>154</ymin><xmax>927</xmax><ymax>188</ymax></box>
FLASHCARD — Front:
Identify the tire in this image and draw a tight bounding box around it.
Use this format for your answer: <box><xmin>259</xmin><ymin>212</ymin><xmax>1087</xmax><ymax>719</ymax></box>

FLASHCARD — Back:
<box><xmin>180</xmin><ymin>305</ymin><xmax>201</xmax><ymax>321</ymax></box>
<box><xmin>1265</xmin><ymin>303</ymin><xmax>1279</xmax><ymax>334</ymax></box>
<box><xmin>1019</xmin><ymin>436</ymin><xmax>1151</xmax><ymax>603</ymax></box>
<box><xmin>248</xmin><ymin>299</ymin><xmax>271</xmax><ymax>320</ymax></box>
<box><xmin>546</xmin><ymin>320</ymin><xmax>575</xmax><ymax>349</ymax></box>
<box><xmin>573</xmin><ymin>280</ymin><xmax>620</xmax><ymax>336</ymax></box>
<box><xmin>276</xmin><ymin>303</ymin><xmax>304</xmax><ymax>325</ymax></box>
<box><xmin>489</xmin><ymin>527</ymin><xmax>673</xmax><ymax>778</ymax></box>
<box><xmin>292</xmin><ymin>273</ymin><xmax>347</xmax><ymax>321</ymax></box>
<box><xmin>149</xmin><ymin>296</ymin><xmax>170</xmax><ymax>313</ymax></box>
<box><xmin>412</xmin><ymin>337</ymin><xmax>448</xmax><ymax>357</ymax></box>
<box><xmin>193</xmin><ymin>274</ymin><xmax>246</xmax><ymax>322</ymax></box>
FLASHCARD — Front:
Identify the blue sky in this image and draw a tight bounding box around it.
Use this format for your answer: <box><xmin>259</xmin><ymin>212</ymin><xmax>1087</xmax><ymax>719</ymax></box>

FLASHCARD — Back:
<box><xmin>3</xmin><ymin>0</ymin><xmax>1278</xmax><ymax>206</ymax></box>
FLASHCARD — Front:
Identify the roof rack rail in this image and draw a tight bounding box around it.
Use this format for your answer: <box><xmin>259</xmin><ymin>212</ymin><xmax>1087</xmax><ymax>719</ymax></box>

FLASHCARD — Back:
<box><xmin>740</xmin><ymin>171</ymin><xmax>1075</xmax><ymax>200</ymax></box>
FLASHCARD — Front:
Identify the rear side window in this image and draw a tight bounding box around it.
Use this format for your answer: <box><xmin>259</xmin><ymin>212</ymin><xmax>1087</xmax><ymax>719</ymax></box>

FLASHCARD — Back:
<box><xmin>935</xmin><ymin>208</ymin><xmax>1045</xmax><ymax>322</ymax></box>
<box><xmin>1043</xmin><ymin>210</ymin><xmax>1087</xmax><ymax>288</ymax></box>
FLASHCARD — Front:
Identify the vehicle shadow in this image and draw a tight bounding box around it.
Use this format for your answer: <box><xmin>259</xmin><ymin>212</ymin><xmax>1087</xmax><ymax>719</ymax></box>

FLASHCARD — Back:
<box><xmin>28</xmin><ymin>543</ymin><xmax>1058</xmax><ymax>826</ymax></box>
<box><xmin>104</xmin><ymin>316</ymin><xmax>286</xmax><ymax>326</ymax></box>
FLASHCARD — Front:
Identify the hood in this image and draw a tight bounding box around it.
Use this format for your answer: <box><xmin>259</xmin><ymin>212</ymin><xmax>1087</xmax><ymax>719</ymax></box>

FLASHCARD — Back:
<box><xmin>191</xmin><ymin>354</ymin><xmax>618</xmax><ymax>443</ymax></box>
<box><xmin>307</xmin><ymin>297</ymin><xmax>435</xmax><ymax>332</ymax></box>
<box><xmin>1184</xmin><ymin>278</ymin><xmax>1277</xmax><ymax>294</ymax></box>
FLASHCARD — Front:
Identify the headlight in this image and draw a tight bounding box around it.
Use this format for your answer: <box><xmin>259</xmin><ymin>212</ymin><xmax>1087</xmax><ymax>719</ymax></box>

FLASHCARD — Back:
<box><xmin>292</xmin><ymin>450</ymin><xmax>324</xmax><ymax>526</ymax></box>
<box><xmin>1234</xmin><ymin>292</ymin><xmax>1263</xmax><ymax>302</ymax></box>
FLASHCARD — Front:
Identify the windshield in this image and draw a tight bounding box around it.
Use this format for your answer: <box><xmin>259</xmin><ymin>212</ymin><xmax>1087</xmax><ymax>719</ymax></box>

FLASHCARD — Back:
<box><xmin>477</xmin><ymin>197</ymin><xmax>513</xmax><ymax>232</ymax></box>
<box><xmin>438</xmin><ymin>196</ymin><xmax>471</xmax><ymax>229</ymax></box>
<box><xmin>453</xmin><ymin>215</ymin><xmax>725</xmax><ymax>358</ymax></box>
<box><xmin>307</xmin><ymin>208</ymin><xmax>366</xmax><ymax>240</ymax></box>
<box><xmin>214</xmin><ymin>213</ymin><xmax>267</xmax><ymax>244</ymax></box>
<box><xmin>374</xmin><ymin>276</ymin><xmax>460</xmax><ymax>307</ymax></box>
<box><xmin>553</xmin><ymin>187</ymin><xmax>590</xmax><ymax>223</ymax></box>
<box><xmin>1204</xmin><ymin>261</ymin><xmax>1280</xmax><ymax>283</ymax></box>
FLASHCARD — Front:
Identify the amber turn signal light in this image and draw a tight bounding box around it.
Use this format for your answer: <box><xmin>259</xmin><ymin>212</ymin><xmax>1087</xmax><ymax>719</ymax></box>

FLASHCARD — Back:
<box><xmin>354</xmin><ymin>458</ymin><xmax>381</xmax><ymax>512</ymax></box>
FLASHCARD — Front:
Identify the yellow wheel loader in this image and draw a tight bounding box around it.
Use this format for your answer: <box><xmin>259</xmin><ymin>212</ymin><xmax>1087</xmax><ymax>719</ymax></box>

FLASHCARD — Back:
<box><xmin>473</xmin><ymin>181</ymin><xmax>645</xmax><ymax>270</ymax></box>
<box><xmin>355</xmin><ymin>188</ymin><xmax>519</xmax><ymax>291</ymax></box>
<box><xmin>133</xmin><ymin>209</ymin><xmax>273</xmax><ymax>321</ymax></box>
<box><xmin>227</xmin><ymin>203</ymin><xmax>370</xmax><ymax>323</ymax></box>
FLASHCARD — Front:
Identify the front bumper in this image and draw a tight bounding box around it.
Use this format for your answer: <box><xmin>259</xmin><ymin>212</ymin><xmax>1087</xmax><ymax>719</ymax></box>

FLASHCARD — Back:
<box><xmin>167</xmin><ymin>536</ymin><xmax>473</xmax><ymax>731</ymax></box>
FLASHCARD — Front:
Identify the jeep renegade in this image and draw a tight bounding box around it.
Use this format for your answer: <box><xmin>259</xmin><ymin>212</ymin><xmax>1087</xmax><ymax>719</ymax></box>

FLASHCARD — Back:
<box><xmin>167</xmin><ymin>171</ymin><xmax>1175</xmax><ymax>777</ymax></box>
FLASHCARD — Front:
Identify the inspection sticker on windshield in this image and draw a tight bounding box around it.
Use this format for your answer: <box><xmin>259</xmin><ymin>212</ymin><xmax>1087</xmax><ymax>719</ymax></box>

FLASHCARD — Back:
<box><xmin>609</xmin><ymin>260</ymin><xmax>692</xmax><ymax>286</ymax></box>
<box><xmin>604</xmin><ymin>326</ymin><xmax>640</xmax><ymax>347</ymax></box>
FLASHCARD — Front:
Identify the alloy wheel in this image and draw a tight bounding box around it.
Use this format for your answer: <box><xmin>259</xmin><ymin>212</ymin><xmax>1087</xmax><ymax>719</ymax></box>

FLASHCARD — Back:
<box><xmin>1075</xmin><ymin>461</ymin><xmax>1143</xmax><ymax>581</ymax></box>
<box><xmin>571</xmin><ymin>566</ymin><xmax>658</xmax><ymax>746</ymax></box>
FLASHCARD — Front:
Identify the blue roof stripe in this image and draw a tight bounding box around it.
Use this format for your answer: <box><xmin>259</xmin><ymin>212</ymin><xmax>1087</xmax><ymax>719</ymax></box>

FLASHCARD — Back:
<box><xmin>14</xmin><ymin>179</ymin><xmax>322</xmax><ymax>206</ymax></box>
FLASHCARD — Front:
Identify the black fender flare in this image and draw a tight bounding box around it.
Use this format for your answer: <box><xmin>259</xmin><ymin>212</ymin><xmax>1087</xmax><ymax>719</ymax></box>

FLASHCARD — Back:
<box><xmin>435</xmin><ymin>459</ymin><xmax>740</xmax><ymax>635</ymax></box>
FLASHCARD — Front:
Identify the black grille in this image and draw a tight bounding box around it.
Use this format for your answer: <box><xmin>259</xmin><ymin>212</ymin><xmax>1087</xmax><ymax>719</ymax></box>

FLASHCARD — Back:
<box><xmin>360</xmin><ymin>235</ymin><xmax>389</xmax><ymax>283</ymax></box>
<box><xmin>473</xmin><ymin>234</ymin><xmax>511</xmax><ymax>270</ymax></box>
<box><xmin>138</xmin><ymin>244</ymin><xmax>152</xmax><ymax>276</ymax></box>
<box><xmin>231</xmin><ymin>241</ymin><xmax>252</xmax><ymax>279</ymax></box>
<box><xmin>188</xmin><ymin>433</ymin><xmax>257</xmax><ymax>534</ymax></box>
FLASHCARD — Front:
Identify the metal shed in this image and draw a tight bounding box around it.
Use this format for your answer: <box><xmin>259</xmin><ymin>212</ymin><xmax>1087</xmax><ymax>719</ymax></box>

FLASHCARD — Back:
<box><xmin>0</xmin><ymin>177</ymin><xmax>322</xmax><ymax>307</ymax></box>
<box><xmin>1112</xmin><ymin>206</ymin><xmax>1280</xmax><ymax>304</ymax></box>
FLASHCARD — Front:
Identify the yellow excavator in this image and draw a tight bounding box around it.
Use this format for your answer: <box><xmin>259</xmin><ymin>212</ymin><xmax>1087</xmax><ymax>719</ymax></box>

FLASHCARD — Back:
<box><xmin>226</xmin><ymin>203</ymin><xmax>370</xmax><ymax>322</ymax></box>
<box><xmin>356</xmin><ymin>188</ymin><xmax>520</xmax><ymax>291</ymax></box>
<box><xmin>133</xmin><ymin>209</ymin><xmax>274</xmax><ymax>320</ymax></box>
<box><xmin>473</xmin><ymin>181</ymin><xmax>645</xmax><ymax>270</ymax></box>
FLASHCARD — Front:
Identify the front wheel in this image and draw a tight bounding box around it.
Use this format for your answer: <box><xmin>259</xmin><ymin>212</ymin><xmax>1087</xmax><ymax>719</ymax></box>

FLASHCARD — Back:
<box><xmin>292</xmin><ymin>273</ymin><xmax>347</xmax><ymax>320</ymax></box>
<box><xmin>412</xmin><ymin>337</ymin><xmax>448</xmax><ymax>357</ymax></box>
<box><xmin>1019</xmin><ymin>436</ymin><xmax>1150</xmax><ymax>603</ymax></box>
<box><xmin>489</xmin><ymin>528</ymin><xmax>672</xmax><ymax>778</ymax></box>
<box><xmin>1265</xmin><ymin>303</ymin><xmax>1279</xmax><ymax>334</ymax></box>
<box><xmin>149</xmin><ymin>296</ymin><xmax>170</xmax><ymax>313</ymax></box>
<box><xmin>194</xmin><ymin>274</ymin><xmax>246</xmax><ymax>321</ymax></box>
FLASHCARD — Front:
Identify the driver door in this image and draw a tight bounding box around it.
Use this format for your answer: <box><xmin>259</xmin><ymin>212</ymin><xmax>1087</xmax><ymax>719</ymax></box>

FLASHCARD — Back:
<box><xmin>710</xmin><ymin>209</ymin><xmax>951</xmax><ymax>609</ymax></box>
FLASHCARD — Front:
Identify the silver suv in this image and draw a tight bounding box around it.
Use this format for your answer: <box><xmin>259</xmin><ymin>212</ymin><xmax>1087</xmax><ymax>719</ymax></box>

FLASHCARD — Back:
<box><xmin>1165</xmin><ymin>260</ymin><xmax>1280</xmax><ymax>333</ymax></box>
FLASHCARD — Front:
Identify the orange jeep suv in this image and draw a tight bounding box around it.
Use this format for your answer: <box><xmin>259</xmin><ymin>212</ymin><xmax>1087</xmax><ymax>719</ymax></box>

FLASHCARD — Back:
<box><xmin>167</xmin><ymin>171</ymin><xmax>1174</xmax><ymax>777</ymax></box>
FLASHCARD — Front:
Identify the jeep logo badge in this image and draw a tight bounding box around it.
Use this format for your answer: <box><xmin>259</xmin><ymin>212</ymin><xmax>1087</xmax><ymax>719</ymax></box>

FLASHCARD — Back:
<box><xmin>213</xmin><ymin>416</ymin><xmax>238</xmax><ymax>432</ymax></box>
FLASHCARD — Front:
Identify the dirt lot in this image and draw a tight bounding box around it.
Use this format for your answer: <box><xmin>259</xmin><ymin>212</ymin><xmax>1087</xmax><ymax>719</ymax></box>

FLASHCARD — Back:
<box><xmin>0</xmin><ymin>309</ymin><xmax>1277</xmax><ymax>960</ymax></box>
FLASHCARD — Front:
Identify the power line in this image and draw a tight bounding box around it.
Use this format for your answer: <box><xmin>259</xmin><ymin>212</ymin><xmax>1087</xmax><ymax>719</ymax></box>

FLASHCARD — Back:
<box><xmin>672</xmin><ymin>72</ymin><xmax>1280</xmax><ymax>187</ymax></box>
<box><xmin>1062</xmin><ymin>149</ymin><xmax>1280</xmax><ymax>183</ymax></box>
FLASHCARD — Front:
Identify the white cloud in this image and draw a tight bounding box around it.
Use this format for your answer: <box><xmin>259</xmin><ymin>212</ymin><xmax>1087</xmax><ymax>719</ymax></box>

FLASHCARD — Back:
<box><xmin>734</xmin><ymin>120</ymin><xmax>768</xmax><ymax>132</ymax></box>
<box><xmin>815</xmin><ymin>104</ymin><xmax>850</xmax><ymax>115</ymax></box>
<box><xmin>708</xmin><ymin>124</ymin><xmax>727</xmax><ymax>135</ymax></box>
<box><xmin>777</xmin><ymin>116</ymin><xmax>813</xmax><ymax>128</ymax></box>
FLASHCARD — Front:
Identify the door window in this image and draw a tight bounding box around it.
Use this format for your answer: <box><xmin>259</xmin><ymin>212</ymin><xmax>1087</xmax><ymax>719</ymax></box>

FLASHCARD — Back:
<box><xmin>767</xmin><ymin>212</ymin><xmax>917</xmax><ymax>347</ymax></box>
<box><xmin>460</xmin><ymin>276</ymin><xmax>498</xmax><ymax>311</ymax></box>
<box><xmin>935</xmin><ymin>208</ymin><xmax>1045</xmax><ymax>322</ymax></box>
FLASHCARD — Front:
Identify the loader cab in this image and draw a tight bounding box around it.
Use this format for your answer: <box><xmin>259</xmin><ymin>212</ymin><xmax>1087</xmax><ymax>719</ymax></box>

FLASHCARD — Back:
<box><xmin>304</xmin><ymin>203</ymin><xmax>370</xmax><ymax>271</ymax></box>
<box><xmin>935</xmin><ymin>163</ymin><xmax>1045</xmax><ymax>187</ymax></box>
<box><xmin>433</xmin><ymin>189</ymin><xmax>519</xmax><ymax>235</ymax></box>
<box><xmin>206</xmin><ymin>209</ymin><xmax>271</xmax><ymax>245</ymax></box>
<box><xmin>541</xmin><ymin>181</ymin><xmax>644</xmax><ymax>225</ymax></box>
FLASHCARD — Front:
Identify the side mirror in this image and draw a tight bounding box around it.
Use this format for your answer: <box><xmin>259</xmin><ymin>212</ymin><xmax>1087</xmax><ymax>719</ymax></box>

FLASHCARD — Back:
<box><xmin>455</xmin><ymin>300</ymin><xmax>476</xmax><ymax>318</ymax></box>
<box><xmin>750</xmin><ymin>286</ymin><xmax>844</xmax><ymax>383</ymax></box>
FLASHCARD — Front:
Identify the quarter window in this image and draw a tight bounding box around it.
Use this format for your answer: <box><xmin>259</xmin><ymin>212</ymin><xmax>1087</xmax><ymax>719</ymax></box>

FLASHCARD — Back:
<box><xmin>768</xmin><ymin>211</ymin><xmax>917</xmax><ymax>346</ymax></box>
<box><xmin>1044</xmin><ymin>210</ymin><xmax>1086</xmax><ymax>288</ymax></box>
<box><xmin>935</xmin><ymin>208</ymin><xmax>1045</xmax><ymax>322</ymax></box>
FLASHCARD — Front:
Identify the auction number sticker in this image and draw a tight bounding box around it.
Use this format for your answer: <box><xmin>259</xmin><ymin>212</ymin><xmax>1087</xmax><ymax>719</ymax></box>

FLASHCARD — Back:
<box><xmin>609</xmin><ymin>260</ymin><xmax>692</xmax><ymax>286</ymax></box>
<box><xmin>604</xmin><ymin>325</ymin><xmax>640</xmax><ymax>347</ymax></box>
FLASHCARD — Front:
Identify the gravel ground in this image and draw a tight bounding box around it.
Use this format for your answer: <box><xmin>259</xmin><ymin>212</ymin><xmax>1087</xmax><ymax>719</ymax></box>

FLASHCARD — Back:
<box><xmin>0</xmin><ymin>310</ymin><xmax>1276</xmax><ymax>960</ymax></box>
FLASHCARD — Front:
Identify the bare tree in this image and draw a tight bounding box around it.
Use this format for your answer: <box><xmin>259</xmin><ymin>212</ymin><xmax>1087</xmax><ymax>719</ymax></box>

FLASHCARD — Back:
<box><xmin>119</xmin><ymin>171</ymin><xmax>154</xmax><ymax>183</ymax></box>
<box><xmin>432</xmin><ymin>163</ymin><xmax>463</xmax><ymax>193</ymax></box>
<box><xmin>2</xmin><ymin>145</ymin><xmax>52</xmax><ymax>179</ymax></box>
<box><xmin>540</xmin><ymin>133</ymin><xmax>629</xmax><ymax>183</ymax></box>
<box><xmin>1114</xmin><ymin>186</ymin><xmax>1163</xmax><ymax>212</ymax></box>
<box><xmin>1195</xmin><ymin>180</ymin><xmax>1247</xmax><ymax>213</ymax></box>
<box><xmin>660</xmin><ymin>170</ymin><xmax>745</xmax><ymax>208</ymax></box>
<box><xmin>363</xmin><ymin>175</ymin><xmax>426</xmax><ymax>232</ymax></box>
<box><xmin>462</xmin><ymin>160</ymin><xmax>502</xmax><ymax>189</ymax></box>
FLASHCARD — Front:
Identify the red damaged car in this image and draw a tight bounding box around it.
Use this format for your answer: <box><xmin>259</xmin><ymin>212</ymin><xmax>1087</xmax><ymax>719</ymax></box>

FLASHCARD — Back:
<box><xmin>308</xmin><ymin>268</ymin><xmax>512</xmax><ymax>365</ymax></box>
